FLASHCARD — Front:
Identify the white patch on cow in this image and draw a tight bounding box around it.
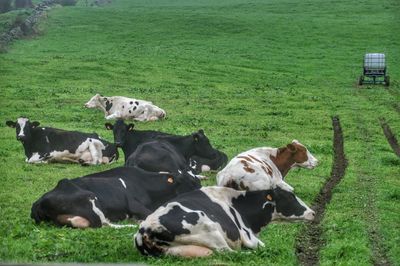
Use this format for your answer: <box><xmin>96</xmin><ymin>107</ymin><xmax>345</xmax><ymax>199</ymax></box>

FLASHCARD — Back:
<box><xmin>119</xmin><ymin>178</ymin><xmax>127</xmax><ymax>189</ymax></box>
<box><xmin>45</xmin><ymin>136</ymin><xmax>50</xmax><ymax>143</ymax></box>
<box><xmin>201</xmin><ymin>165</ymin><xmax>211</xmax><ymax>172</ymax></box>
<box><xmin>42</xmin><ymin>128</ymin><xmax>45</xmax><ymax>130</ymax></box>
<box><xmin>89</xmin><ymin>199</ymin><xmax>137</xmax><ymax>228</ymax></box>
<box><xmin>262</xmin><ymin>201</ymin><xmax>275</xmax><ymax>209</ymax></box>
<box><xmin>158</xmin><ymin>171</ymin><xmax>170</xmax><ymax>174</ymax></box>
<box><xmin>17</xmin><ymin>118</ymin><xmax>28</xmax><ymax>137</ymax></box>
<box><xmin>27</xmin><ymin>152</ymin><xmax>44</xmax><ymax>163</ymax></box>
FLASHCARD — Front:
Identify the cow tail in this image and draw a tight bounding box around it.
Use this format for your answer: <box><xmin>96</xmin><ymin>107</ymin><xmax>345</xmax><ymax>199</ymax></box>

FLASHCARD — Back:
<box><xmin>134</xmin><ymin>229</ymin><xmax>165</xmax><ymax>257</ymax></box>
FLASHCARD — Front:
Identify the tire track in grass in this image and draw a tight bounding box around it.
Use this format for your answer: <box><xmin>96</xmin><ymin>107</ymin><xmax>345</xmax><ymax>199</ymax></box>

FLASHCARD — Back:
<box><xmin>355</xmin><ymin>117</ymin><xmax>393</xmax><ymax>266</ymax></box>
<box><xmin>359</xmin><ymin>174</ymin><xmax>392</xmax><ymax>266</ymax></box>
<box><xmin>379</xmin><ymin>118</ymin><xmax>400</xmax><ymax>158</ymax></box>
<box><xmin>295</xmin><ymin>116</ymin><xmax>348</xmax><ymax>266</ymax></box>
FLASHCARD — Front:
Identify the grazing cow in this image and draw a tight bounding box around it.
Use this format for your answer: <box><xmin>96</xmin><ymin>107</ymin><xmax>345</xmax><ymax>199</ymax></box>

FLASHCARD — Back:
<box><xmin>135</xmin><ymin>185</ymin><xmax>315</xmax><ymax>257</ymax></box>
<box><xmin>31</xmin><ymin>167</ymin><xmax>201</xmax><ymax>228</ymax></box>
<box><xmin>105</xmin><ymin>120</ymin><xmax>227</xmax><ymax>173</ymax></box>
<box><xmin>125</xmin><ymin>130</ymin><xmax>218</xmax><ymax>178</ymax></box>
<box><xmin>6</xmin><ymin>118</ymin><xmax>118</xmax><ymax>165</ymax></box>
<box><xmin>216</xmin><ymin>140</ymin><xmax>318</xmax><ymax>191</ymax></box>
<box><xmin>84</xmin><ymin>94</ymin><xmax>166</xmax><ymax>121</ymax></box>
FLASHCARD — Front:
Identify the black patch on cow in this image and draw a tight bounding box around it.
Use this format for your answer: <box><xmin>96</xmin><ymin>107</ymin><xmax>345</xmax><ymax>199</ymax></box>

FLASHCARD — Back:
<box><xmin>229</xmin><ymin>207</ymin><xmax>241</xmax><ymax>230</ymax></box>
<box><xmin>231</xmin><ymin>190</ymin><xmax>275</xmax><ymax>234</ymax></box>
<box><xmin>105</xmin><ymin>100</ymin><xmax>113</xmax><ymax>112</ymax></box>
<box><xmin>135</xmin><ymin>101</ymin><xmax>139</xmax><ymax>105</ymax></box>
<box><xmin>130</xmin><ymin>101</ymin><xmax>133</xmax><ymax>105</ymax></box>
<box><xmin>122</xmin><ymin>105</ymin><xmax>124</xmax><ymax>109</ymax></box>
<box><xmin>129</xmin><ymin>110</ymin><xmax>132</xmax><ymax>113</ymax></box>
<box><xmin>159</xmin><ymin>205</ymin><xmax>199</xmax><ymax>237</ymax></box>
<box><xmin>133</xmin><ymin>106</ymin><xmax>137</xmax><ymax>111</ymax></box>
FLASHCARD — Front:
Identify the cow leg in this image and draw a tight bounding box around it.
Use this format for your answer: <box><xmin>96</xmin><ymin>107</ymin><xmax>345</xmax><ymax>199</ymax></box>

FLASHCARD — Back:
<box><xmin>165</xmin><ymin>245</ymin><xmax>213</xmax><ymax>257</ymax></box>
<box><xmin>105</xmin><ymin>113</ymin><xmax>119</xmax><ymax>120</ymax></box>
<box><xmin>56</xmin><ymin>214</ymin><xmax>90</xmax><ymax>228</ymax></box>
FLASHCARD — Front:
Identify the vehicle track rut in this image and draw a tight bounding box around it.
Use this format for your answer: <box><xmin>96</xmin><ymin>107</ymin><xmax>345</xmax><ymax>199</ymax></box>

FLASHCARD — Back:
<box><xmin>295</xmin><ymin>116</ymin><xmax>348</xmax><ymax>266</ymax></box>
<box><xmin>379</xmin><ymin>118</ymin><xmax>400</xmax><ymax>158</ymax></box>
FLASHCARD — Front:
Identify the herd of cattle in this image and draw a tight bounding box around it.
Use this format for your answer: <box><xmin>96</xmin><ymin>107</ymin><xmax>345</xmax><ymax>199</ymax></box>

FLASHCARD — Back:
<box><xmin>6</xmin><ymin>94</ymin><xmax>319</xmax><ymax>258</ymax></box>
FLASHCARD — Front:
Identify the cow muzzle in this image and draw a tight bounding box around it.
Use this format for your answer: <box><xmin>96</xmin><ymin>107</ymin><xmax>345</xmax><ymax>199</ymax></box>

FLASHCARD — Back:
<box><xmin>304</xmin><ymin>209</ymin><xmax>315</xmax><ymax>221</ymax></box>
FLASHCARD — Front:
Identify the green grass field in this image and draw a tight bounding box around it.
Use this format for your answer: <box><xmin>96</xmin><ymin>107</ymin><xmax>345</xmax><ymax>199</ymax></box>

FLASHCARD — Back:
<box><xmin>0</xmin><ymin>0</ymin><xmax>399</xmax><ymax>265</ymax></box>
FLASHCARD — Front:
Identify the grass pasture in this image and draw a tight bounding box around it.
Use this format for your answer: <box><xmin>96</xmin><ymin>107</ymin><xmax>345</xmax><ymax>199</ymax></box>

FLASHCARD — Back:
<box><xmin>0</xmin><ymin>0</ymin><xmax>399</xmax><ymax>265</ymax></box>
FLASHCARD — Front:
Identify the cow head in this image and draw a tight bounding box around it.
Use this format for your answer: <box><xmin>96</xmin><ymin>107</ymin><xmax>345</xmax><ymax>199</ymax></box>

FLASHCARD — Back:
<box><xmin>6</xmin><ymin>118</ymin><xmax>40</xmax><ymax>143</ymax></box>
<box><xmin>84</xmin><ymin>94</ymin><xmax>102</xmax><ymax>108</ymax></box>
<box><xmin>31</xmin><ymin>179</ymin><xmax>102</xmax><ymax>228</ymax></box>
<box><xmin>286</xmin><ymin>140</ymin><xmax>318</xmax><ymax>169</ymax></box>
<box><xmin>192</xmin><ymin>130</ymin><xmax>217</xmax><ymax>159</ymax></box>
<box><xmin>173</xmin><ymin>171</ymin><xmax>202</xmax><ymax>194</ymax></box>
<box><xmin>105</xmin><ymin>120</ymin><xmax>134</xmax><ymax>147</ymax></box>
<box><xmin>271</xmin><ymin>181</ymin><xmax>315</xmax><ymax>221</ymax></box>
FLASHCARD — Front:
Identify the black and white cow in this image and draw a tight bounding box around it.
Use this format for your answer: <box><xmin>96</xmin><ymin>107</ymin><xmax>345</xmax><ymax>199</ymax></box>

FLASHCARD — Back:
<box><xmin>6</xmin><ymin>118</ymin><xmax>118</xmax><ymax>165</ymax></box>
<box><xmin>85</xmin><ymin>94</ymin><xmax>166</xmax><ymax>121</ymax></box>
<box><xmin>135</xmin><ymin>185</ymin><xmax>315</xmax><ymax>257</ymax></box>
<box><xmin>31</xmin><ymin>167</ymin><xmax>201</xmax><ymax>228</ymax></box>
<box><xmin>105</xmin><ymin>120</ymin><xmax>227</xmax><ymax>173</ymax></box>
<box><xmin>125</xmin><ymin>130</ymin><xmax>218</xmax><ymax>178</ymax></box>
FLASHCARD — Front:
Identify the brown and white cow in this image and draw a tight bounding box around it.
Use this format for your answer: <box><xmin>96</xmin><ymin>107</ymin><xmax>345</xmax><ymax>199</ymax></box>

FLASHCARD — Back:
<box><xmin>216</xmin><ymin>140</ymin><xmax>318</xmax><ymax>191</ymax></box>
<box><xmin>84</xmin><ymin>94</ymin><xmax>166</xmax><ymax>121</ymax></box>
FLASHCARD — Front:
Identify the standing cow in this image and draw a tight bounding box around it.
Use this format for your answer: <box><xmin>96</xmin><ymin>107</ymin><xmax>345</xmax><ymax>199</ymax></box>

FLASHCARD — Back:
<box><xmin>6</xmin><ymin>118</ymin><xmax>118</xmax><ymax>165</ymax></box>
<box><xmin>105</xmin><ymin>120</ymin><xmax>227</xmax><ymax>173</ymax></box>
<box><xmin>135</xmin><ymin>185</ymin><xmax>315</xmax><ymax>257</ymax></box>
<box><xmin>217</xmin><ymin>140</ymin><xmax>318</xmax><ymax>191</ymax></box>
<box><xmin>84</xmin><ymin>94</ymin><xmax>166</xmax><ymax>121</ymax></box>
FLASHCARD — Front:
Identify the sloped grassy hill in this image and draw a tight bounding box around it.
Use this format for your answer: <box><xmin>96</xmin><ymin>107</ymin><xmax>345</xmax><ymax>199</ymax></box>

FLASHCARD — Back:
<box><xmin>0</xmin><ymin>0</ymin><xmax>399</xmax><ymax>265</ymax></box>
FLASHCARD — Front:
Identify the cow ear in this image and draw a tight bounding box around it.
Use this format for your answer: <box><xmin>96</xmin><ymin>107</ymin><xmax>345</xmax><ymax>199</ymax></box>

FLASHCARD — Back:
<box><xmin>167</xmin><ymin>176</ymin><xmax>174</xmax><ymax>184</ymax></box>
<box><xmin>105</xmin><ymin>123</ymin><xmax>113</xmax><ymax>130</ymax></box>
<box><xmin>31</xmin><ymin>121</ymin><xmax>40</xmax><ymax>128</ymax></box>
<box><xmin>265</xmin><ymin>191</ymin><xmax>274</xmax><ymax>202</ymax></box>
<box><xmin>287</xmin><ymin>143</ymin><xmax>297</xmax><ymax>153</ymax></box>
<box><xmin>192</xmin><ymin>133</ymin><xmax>199</xmax><ymax>142</ymax></box>
<box><xmin>6</xmin><ymin>121</ymin><xmax>16</xmax><ymax>128</ymax></box>
<box><xmin>198</xmin><ymin>129</ymin><xmax>204</xmax><ymax>135</ymax></box>
<box><xmin>128</xmin><ymin>124</ymin><xmax>135</xmax><ymax>131</ymax></box>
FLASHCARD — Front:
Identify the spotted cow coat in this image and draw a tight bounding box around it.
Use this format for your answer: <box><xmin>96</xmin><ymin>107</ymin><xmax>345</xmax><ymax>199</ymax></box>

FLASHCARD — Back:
<box><xmin>216</xmin><ymin>140</ymin><xmax>318</xmax><ymax>191</ymax></box>
<box><xmin>84</xmin><ymin>94</ymin><xmax>166</xmax><ymax>121</ymax></box>
<box><xmin>135</xmin><ymin>185</ymin><xmax>315</xmax><ymax>257</ymax></box>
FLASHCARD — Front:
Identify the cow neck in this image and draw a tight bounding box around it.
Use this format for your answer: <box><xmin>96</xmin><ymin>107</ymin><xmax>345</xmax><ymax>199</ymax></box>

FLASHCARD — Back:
<box><xmin>232</xmin><ymin>191</ymin><xmax>274</xmax><ymax>234</ymax></box>
<box><xmin>269</xmin><ymin>147</ymin><xmax>294</xmax><ymax>177</ymax></box>
<box><xmin>21</xmin><ymin>127</ymin><xmax>42</xmax><ymax>158</ymax></box>
<box><xmin>165</xmin><ymin>135</ymin><xmax>195</xmax><ymax>158</ymax></box>
<box><xmin>98</xmin><ymin>99</ymin><xmax>107</xmax><ymax>114</ymax></box>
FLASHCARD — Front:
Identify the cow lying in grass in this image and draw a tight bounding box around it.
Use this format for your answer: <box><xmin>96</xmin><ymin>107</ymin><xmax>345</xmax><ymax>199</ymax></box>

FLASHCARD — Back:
<box><xmin>105</xmin><ymin>120</ymin><xmax>227</xmax><ymax>174</ymax></box>
<box><xmin>216</xmin><ymin>140</ymin><xmax>318</xmax><ymax>191</ymax></box>
<box><xmin>6</xmin><ymin>118</ymin><xmax>118</xmax><ymax>165</ymax></box>
<box><xmin>125</xmin><ymin>129</ymin><xmax>219</xmax><ymax>179</ymax></box>
<box><xmin>31</xmin><ymin>167</ymin><xmax>201</xmax><ymax>228</ymax></box>
<box><xmin>85</xmin><ymin>94</ymin><xmax>166</xmax><ymax>121</ymax></box>
<box><xmin>135</xmin><ymin>185</ymin><xmax>315</xmax><ymax>257</ymax></box>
